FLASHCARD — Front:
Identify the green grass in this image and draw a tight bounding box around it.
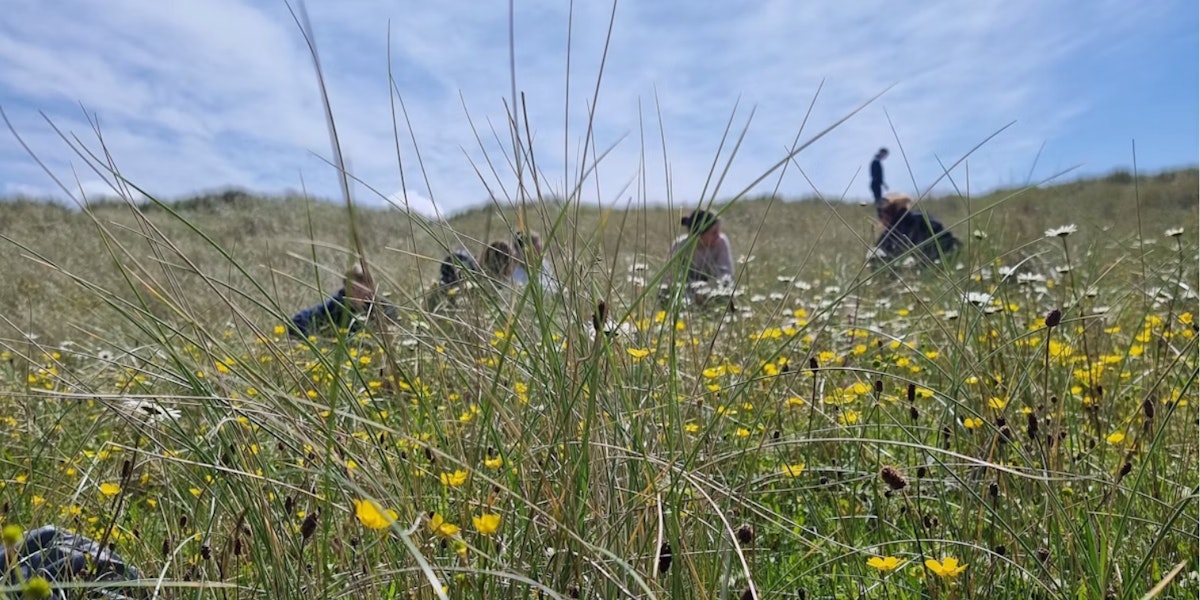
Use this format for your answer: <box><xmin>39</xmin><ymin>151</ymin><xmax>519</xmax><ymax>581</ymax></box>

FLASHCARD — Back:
<box><xmin>0</xmin><ymin>166</ymin><xmax>1196</xmax><ymax>599</ymax></box>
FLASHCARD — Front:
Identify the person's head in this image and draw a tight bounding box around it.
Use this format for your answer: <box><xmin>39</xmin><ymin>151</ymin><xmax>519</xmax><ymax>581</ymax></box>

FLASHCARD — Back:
<box><xmin>514</xmin><ymin>231</ymin><xmax>543</xmax><ymax>263</ymax></box>
<box><xmin>876</xmin><ymin>147</ymin><xmax>889</xmax><ymax>160</ymax></box>
<box><xmin>482</xmin><ymin>240</ymin><xmax>516</xmax><ymax>279</ymax></box>
<box><xmin>440</xmin><ymin>250</ymin><xmax>479</xmax><ymax>286</ymax></box>
<box><xmin>878</xmin><ymin>192</ymin><xmax>911</xmax><ymax>226</ymax></box>
<box><xmin>344</xmin><ymin>263</ymin><xmax>376</xmax><ymax>308</ymax></box>
<box><xmin>682</xmin><ymin>209</ymin><xmax>722</xmax><ymax>246</ymax></box>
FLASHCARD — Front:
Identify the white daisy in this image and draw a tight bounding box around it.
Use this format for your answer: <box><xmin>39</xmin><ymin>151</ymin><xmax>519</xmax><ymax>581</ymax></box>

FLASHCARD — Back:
<box><xmin>1055</xmin><ymin>265</ymin><xmax>1073</xmax><ymax>274</ymax></box>
<box><xmin>97</xmin><ymin>350</ymin><xmax>115</xmax><ymax>362</ymax></box>
<box><xmin>972</xmin><ymin>230</ymin><xmax>988</xmax><ymax>239</ymax></box>
<box><xmin>119</xmin><ymin>399</ymin><xmax>182</xmax><ymax>423</ymax></box>
<box><xmin>965</xmin><ymin>292</ymin><xmax>993</xmax><ymax>306</ymax></box>
<box><xmin>792</xmin><ymin>280</ymin><xmax>812</xmax><ymax>291</ymax></box>
<box><xmin>1045</xmin><ymin>224</ymin><xmax>1077</xmax><ymax>238</ymax></box>
<box><xmin>943</xmin><ymin>310</ymin><xmax>960</xmax><ymax>320</ymax></box>
<box><xmin>400</xmin><ymin>338</ymin><xmax>419</xmax><ymax>348</ymax></box>
<box><xmin>768</xmin><ymin>293</ymin><xmax>786</xmax><ymax>301</ymax></box>
<box><xmin>1017</xmin><ymin>273</ymin><xmax>1046</xmax><ymax>284</ymax></box>
<box><xmin>776</xmin><ymin>275</ymin><xmax>795</xmax><ymax>283</ymax></box>
<box><xmin>631</xmin><ymin>262</ymin><xmax>648</xmax><ymax>272</ymax></box>
<box><xmin>1166</xmin><ymin>227</ymin><xmax>1185</xmax><ymax>238</ymax></box>
<box><xmin>750</xmin><ymin>294</ymin><xmax>767</xmax><ymax>303</ymax></box>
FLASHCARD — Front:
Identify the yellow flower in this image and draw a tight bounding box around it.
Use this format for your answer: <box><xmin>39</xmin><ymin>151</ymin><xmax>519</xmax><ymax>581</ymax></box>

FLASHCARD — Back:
<box><xmin>22</xmin><ymin>576</ymin><xmax>52</xmax><ymax>600</ymax></box>
<box><xmin>353</xmin><ymin>499</ymin><xmax>398</xmax><ymax>530</ymax></box>
<box><xmin>838</xmin><ymin>410</ymin><xmax>861</xmax><ymax>426</ymax></box>
<box><xmin>273</xmin><ymin>325</ymin><xmax>286</xmax><ymax>336</ymax></box>
<box><xmin>1106</xmin><ymin>432</ymin><xmax>1126</xmax><ymax>445</ymax></box>
<box><xmin>734</xmin><ymin>427</ymin><xmax>751</xmax><ymax>438</ymax></box>
<box><xmin>626</xmin><ymin>348</ymin><xmax>651</xmax><ymax>360</ymax></box>
<box><xmin>428</xmin><ymin>512</ymin><xmax>460</xmax><ymax>538</ymax></box>
<box><xmin>987</xmin><ymin>397</ymin><xmax>1007</xmax><ymax>410</ymax></box>
<box><xmin>780</xmin><ymin>464</ymin><xmax>806</xmax><ymax>477</ymax></box>
<box><xmin>440</xmin><ymin>470</ymin><xmax>469</xmax><ymax>487</ymax></box>
<box><xmin>99</xmin><ymin>482</ymin><xmax>121</xmax><ymax>497</ymax></box>
<box><xmin>925</xmin><ymin>556</ymin><xmax>968</xmax><ymax>578</ymax></box>
<box><xmin>484</xmin><ymin>455</ymin><xmax>504</xmax><ymax>469</ymax></box>
<box><xmin>785</xmin><ymin>397</ymin><xmax>806</xmax><ymax>407</ymax></box>
<box><xmin>472</xmin><ymin>513</ymin><xmax>501</xmax><ymax>536</ymax></box>
<box><xmin>867</xmin><ymin>556</ymin><xmax>905</xmax><ymax>572</ymax></box>
<box><xmin>684</xmin><ymin>423</ymin><xmax>700</xmax><ymax>433</ymax></box>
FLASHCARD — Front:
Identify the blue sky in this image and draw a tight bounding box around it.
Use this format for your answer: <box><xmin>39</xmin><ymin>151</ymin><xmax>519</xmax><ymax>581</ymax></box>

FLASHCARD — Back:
<box><xmin>0</xmin><ymin>0</ymin><xmax>1195</xmax><ymax>217</ymax></box>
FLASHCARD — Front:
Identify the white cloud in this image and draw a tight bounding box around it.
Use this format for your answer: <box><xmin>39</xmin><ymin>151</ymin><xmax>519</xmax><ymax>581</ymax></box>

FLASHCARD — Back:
<box><xmin>0</xmin><ymin>0</ymin><xmax>1187</xmax><ymax>216</ymax></box>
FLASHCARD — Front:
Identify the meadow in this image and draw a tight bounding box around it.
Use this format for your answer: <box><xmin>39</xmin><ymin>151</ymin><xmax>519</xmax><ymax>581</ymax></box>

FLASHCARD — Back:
<box><xmin>0</xmin><ymin>168</ymin><xmax>1196</xmax><ymax>599</ymax></box>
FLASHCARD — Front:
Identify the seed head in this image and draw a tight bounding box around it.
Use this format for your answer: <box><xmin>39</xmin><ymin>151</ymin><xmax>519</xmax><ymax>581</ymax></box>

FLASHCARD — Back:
<box><xmin>1044</xmin><ymin>308</ymin><xmax>1062</xmax><ymax>328</ymax></box>
<box><xmin>301</xmin><ymin>511</ymin><xmax>319</xmax><ymax>542</ymax></box>
<box><xmin>1026</xmin><ymin>412</ymin><xmax>1040</xmax><ymax>440</ymax></box>
<box><xmin>880</xmin><ymin>466</ymin><xmax>908</xmax><ymax>491</ymax></box>
<box><xmin>657</xmin><ymin>541</ymin><xmax>673</xmax><ymax>574</ymax></box>
<box><xmin>735</xmin><ymin>523</ymin><xmax>756</xmax><ymax>545</ymax></box>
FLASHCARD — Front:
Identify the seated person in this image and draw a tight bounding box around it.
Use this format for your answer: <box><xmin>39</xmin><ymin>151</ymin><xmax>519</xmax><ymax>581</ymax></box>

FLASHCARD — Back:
<box><xmin>290</xmin><ymin>264</ymin><xmax>397</xmax><ymax>338</ymax></box>
<box><xmin>872</xmin><ymin>193</ymin><xmax>959</xmax><ymax>264</ymax></box>
<box><xmin>481</xmin><ymin>240</ymin><xmax>518</xmax><ymax>283</ymax></box>
<box><xmin>659</xmin><ymin>209</ymin><xmax>735</xmax><ymax>308</ymax></box>
<box><xmin>511</xmin><ymin>231</ymin><xmax>558</xmax><ymax>292</ymax></box>
<box><xmin>425</xmin><ymin>249</ymin><xmax>480</xmax><ymax>312</ymax></box>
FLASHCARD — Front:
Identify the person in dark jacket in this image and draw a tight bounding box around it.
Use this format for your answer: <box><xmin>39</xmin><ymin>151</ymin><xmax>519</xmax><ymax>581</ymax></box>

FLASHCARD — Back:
<box><xmin>872</xmin><ymin>193</ymin><xmax>959</xmax><ymax>264</ymax></box>
<box><xmin>870</xmin><ymin>148</ymin><xmax>889</xmax><ymax>211</ymax></box>
<box><xmin>0</xmin><ymin>525</ymin><xmax>142</xmax><ymax>599</ymax></box>
<box><xmin>290</xmin><ymin>264</ymin><xmax>397</xmax><ymax>338</ymax></box>
<box><xmin>425</xmin><ymin>249</ymin><xmax>480</xmax><ymax>312</ymax></box>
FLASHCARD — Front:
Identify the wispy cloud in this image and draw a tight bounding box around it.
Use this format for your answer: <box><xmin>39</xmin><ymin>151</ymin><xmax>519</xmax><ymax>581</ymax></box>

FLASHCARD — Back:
<box><xmin>1</xmin><ymin>0</ymin><xmax>1194</xmax><ymax>216</ymax></box>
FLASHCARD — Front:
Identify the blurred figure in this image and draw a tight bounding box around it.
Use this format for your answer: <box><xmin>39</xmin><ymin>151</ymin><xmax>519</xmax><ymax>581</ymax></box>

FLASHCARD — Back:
<box><xmin>481</xmin><ymin>240</ymin><xmax>518</xmax><ymax>282</ymax></box>
<box><xmin>872</xmin><ymin>192</ymin><xmax>959</xmax><ymax>264</ymax></box>
<box><xmin>512</xmin><ymin>231</ymin><xmax>558</xmax><ymax>292</ymax></box>
<box><xmin>660</xmin><ymin>209</ymin><xmax>735</xmax><ymax>308</ymax></box>
<box><xmin>425</xmin><ymin>249</ymin><xmax>480</xmax><ymax>312</ymax></box>
<box><xmin>870</xmin><ymin>147</ymin><xmax>889</xmax><ymax>211</ymax></box>
<box><xmin>290</xmin><ymin>264</ymin><xmax>397</xmax><ymax>338</ymax></box>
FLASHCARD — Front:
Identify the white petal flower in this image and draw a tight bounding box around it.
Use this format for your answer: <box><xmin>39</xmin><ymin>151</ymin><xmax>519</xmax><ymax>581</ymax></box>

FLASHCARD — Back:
<box><xmin>119</xmin><ymin>399</ymin><xmax>182</xmax><ymax>424</ymax></box>
<box><xmin>1017</xmin><ymin>273</ymin><xmax>1046</xmax><ymax>284</ymax></box>
<box><xmin>943</xmin><ymin>310</ymin><xmax>960</xmax><ymax>320</ymax></box>
<box><xmin>1165</xmin><ymin>227</ymin><xmax>1185</xmax><ymax>238</ymax></box>
<box><xmin>792</xmin><ymin>280</ymin><xmax>812</xmax><ymax>291</ymax></box>
<box><xmin>965</xmin><ymin>292</ymin><xmax>993</xmax><ymax>306</ymax></box>
<box><xmin>1045</xmin><ymin>224</ymin><xmax>1077</xmax><ymax>238</ymax></box>
<box><xmin>768</xmin><ymin>293</ymin><xmax>786</xmax><ymax>301</ymax></box>
<box><xmin>972</xmin><ymin>230</ymin><xmax>988</xmax><ymax>239</ymax></box>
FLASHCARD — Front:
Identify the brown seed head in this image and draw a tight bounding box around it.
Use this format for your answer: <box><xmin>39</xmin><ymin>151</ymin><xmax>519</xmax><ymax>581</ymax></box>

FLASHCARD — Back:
<box><xmin>880</xmin><ymin>466</ymin><xmax>908</xmax><ymax>491</ymax></box>
<box><xmin>1044</xmin><ymin>308</ymin><xmax>1062</xmax><ymax>328</ymax></box>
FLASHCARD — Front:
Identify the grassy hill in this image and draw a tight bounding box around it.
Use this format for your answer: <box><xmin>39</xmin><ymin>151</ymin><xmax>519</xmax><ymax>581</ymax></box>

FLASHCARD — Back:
<box><xmin>0</xmin><ymin>167</ymin><xmax>1194</xmax><ymax>598</ymax></box>
<box><xmin>0</xmin><ymin>167</ymin><xmax>1195</xmax><ymax>344</ymax></box>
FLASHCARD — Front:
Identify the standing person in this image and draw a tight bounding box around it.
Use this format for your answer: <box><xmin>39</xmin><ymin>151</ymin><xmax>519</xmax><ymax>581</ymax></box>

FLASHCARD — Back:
<box><xmin>870</xmin><ymin>148</ymin><xmax>889</xmax><ymax>210</ymax></box>
<box><xmin>289</xmin><ymin>264</ymin><xmax>397</xmax><ymax>338</ymax></box>
<box><xmin>659</xmin><ymin>209</ymin><xmax>735</xmax><ymax>308</ymax></box>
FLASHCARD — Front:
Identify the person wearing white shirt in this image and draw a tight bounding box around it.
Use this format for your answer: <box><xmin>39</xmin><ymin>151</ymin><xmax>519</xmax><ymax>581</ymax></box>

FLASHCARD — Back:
<box><xmin>660</xmin><ymin>209</ymin><xmax>735</xmax><ymax>308</ymax></box>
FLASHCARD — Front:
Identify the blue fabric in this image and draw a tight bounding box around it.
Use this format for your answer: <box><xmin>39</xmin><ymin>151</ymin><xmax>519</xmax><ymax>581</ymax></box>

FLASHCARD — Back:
<box><xmin>0</xmin><ymin>525</ymin><xmax>142</xmax><ymax>599</ymax></box>
<box><xmin>289</xmin><ymin>290</ymin><xmax>398</xmax><ymax>338</ymax></box>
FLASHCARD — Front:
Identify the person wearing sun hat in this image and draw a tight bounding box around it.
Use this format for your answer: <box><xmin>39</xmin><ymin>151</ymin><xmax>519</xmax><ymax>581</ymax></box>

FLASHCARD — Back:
<box><xmin>659</xmin><ymin>208</ymin><xmax>735</xmax><ymax>307</ymax></box>
<box><xmin>872</xmin><ymin>192</ymin><xmax>959</xmax><ymax>264</ymax></box>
